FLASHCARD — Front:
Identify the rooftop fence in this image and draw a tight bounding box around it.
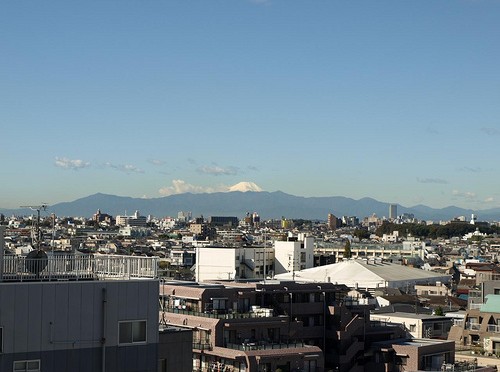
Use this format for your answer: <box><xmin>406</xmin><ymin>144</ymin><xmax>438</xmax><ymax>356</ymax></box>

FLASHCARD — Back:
<box><xmin>0</xmin><ymin>254</ymin><xmax>158</xmax><ymax>282</ymax></box>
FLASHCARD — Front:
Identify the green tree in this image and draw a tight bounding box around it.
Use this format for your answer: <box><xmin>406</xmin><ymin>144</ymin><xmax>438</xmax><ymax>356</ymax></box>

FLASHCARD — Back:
<box><xmin>434</xmin><ymin>306</ymin><xmax>444</xmax><ymax>316</ymax></box>
<box><xmin>344</xmin><ymin>239</ymin><xmax>352</xmax><ymax>259</ymax></box>
<box><xmin>353</xmin><ymin>228</ymin><xmax>371</xmax><ymax>240</ymax></box>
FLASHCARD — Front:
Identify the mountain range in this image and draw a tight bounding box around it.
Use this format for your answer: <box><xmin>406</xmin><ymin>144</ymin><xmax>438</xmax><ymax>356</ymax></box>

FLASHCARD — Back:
<box><xmin>2</xmin><ymin>191</ymin><xmax>500</xmax><ymax>222</ymax></box>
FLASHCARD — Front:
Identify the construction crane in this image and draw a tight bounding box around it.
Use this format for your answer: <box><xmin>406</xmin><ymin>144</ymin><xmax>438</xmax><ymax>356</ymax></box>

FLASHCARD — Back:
<box><xmin>19</xmin><ymin>204</ymin><xmax>49</xmax><ymax>251</ymax></box>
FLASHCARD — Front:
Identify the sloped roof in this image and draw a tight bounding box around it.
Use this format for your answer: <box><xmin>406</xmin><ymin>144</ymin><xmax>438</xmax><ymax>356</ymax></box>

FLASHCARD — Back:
<box><xmin>481</xmin><ymin>294</ymin><xmax>500</xmax><ymax>313</ymax></box>
<box><xmin>274</xmin><ymin>259</ymin><xmax>450</xmax><ymax>289</ymax></box>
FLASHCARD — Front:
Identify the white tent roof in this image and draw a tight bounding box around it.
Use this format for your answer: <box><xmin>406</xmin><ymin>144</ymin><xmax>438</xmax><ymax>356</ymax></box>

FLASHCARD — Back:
<box><xmin>274</xmin><ymin>259</ymin><xmax>450</xmax><ymax>289</ymax></box>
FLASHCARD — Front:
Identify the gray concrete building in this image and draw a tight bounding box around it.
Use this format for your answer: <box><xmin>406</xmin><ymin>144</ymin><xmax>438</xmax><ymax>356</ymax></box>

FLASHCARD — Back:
<box><xmin>0</xmin><ymin>226</ymin><xmax>161</xmax><ymax>372</ymax></box>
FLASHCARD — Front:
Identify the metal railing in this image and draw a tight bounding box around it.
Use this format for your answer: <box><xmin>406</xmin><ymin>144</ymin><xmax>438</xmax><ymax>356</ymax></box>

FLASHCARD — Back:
<box><xmin>225</xmin><ymin>341</ymin><xmax>306</xmax><ymax>351</ymax></box>
<box><xmin>468</xmin><ymin>303</ymin><xmax>484</xmax><ymax>310</ymax></box>
<box><xmin>192</xmin><ymin>341</ymin><xmax>212</xmax><ymax>351</ymax></box>
<box><xmin>0</xmin><ymin>254</ymin><xmax>158</xmax><ymax>281</ymax></box>
<box><xmin>466</xmin><ymin>322</ymin><xmax>480</xmax><ymax>331</ymax></box>
<box><xmin>487</xmin><ymin>324</ymin><xmax>500</xmax><ymax>333</ymax></box>
<box><xmin>161</xmin><ymin>306</ymin><xmax>277</xmax><ymax>320</ymax></box>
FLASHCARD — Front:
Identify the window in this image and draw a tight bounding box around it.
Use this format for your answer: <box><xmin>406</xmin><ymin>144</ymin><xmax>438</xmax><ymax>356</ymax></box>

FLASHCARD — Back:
<box><xmin>301</xmin><ymin>252</ymin><xmax>306</xmax><ymax>263</ymax></box>
<box><xmin>434</xmin><ymin>322</ymin><xmax>443</xmax><ymax>332</ymax></box>
<box><xmin>304</xmin><ymin>359</ymin><xmax>317</xmax><ymax>372</ymax></box>
<box><xmin>212</xmin><ymin>298</ymin><xmax>227</xmax><ymax>311</ymax></box>
<box><xmin>13</xmin><ymin>360</ymin><xmax>40</xmax><ymax>372</ymax></box>
<box><xmin>119</xmin><ymin>320</ymin><xmax>147</xmax><ymax>344</ymax></box>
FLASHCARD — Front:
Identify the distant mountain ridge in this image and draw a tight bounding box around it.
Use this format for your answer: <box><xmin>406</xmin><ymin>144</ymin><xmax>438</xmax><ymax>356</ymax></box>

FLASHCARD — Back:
<box><xmin>2</xmin><ymin>191</ymin><xmax>500</xmax><ymax>221</ymax></box>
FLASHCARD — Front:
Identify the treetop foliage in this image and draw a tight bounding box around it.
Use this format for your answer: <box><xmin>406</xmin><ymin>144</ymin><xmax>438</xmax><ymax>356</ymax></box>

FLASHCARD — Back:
<box><xmin>375</xmin><ymin>221</ymin><xmax>499</xmax><ymax>239</ymax></box>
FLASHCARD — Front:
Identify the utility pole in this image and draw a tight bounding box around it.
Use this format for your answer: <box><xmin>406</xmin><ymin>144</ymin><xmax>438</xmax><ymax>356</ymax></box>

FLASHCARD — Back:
<box><xmin>20</xmin><ymin>204</ymin><xmax>48</xmax><ymax>251</ymax></box>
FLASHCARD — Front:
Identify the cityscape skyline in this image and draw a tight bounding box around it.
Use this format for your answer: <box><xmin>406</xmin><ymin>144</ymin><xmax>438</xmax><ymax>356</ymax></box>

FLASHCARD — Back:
<box><xmin>2</xmin><ymin>1</ymin><xmax>499</xmax><ymax>210</ymax></box>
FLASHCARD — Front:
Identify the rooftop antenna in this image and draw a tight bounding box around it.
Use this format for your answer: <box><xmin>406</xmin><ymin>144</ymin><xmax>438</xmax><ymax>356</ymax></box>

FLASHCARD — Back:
<box><xmin>19</xmin><ymin>204</ymin><xmax>49</xmax><ymax>276</ymax></box>
<box><xmin>20</xmin><ymin>204</ymin><xmax>48</xmax><ymax>251</ymax></box>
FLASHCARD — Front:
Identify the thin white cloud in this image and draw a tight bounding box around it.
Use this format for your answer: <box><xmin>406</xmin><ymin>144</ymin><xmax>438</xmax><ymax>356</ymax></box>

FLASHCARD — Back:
<box><xmin>484</xmin><ymin>197</ymin><xmax>495</xmax><ymax>203</ymax></box>
<box><xmin>451</xmin><ymin>190</ymin><xmax>476</xmax><ymax>199</ymax></box>
<box><xmin>159</xmin><ymin>180</ymin><xmax>263</xmax><ymax>196</ymax></box>
<box><xmin>105</xmin><ymin>162</ymin><xmax>144</xmax><ymax>174</ymax></box>
<box><xmin>159</xmin><ymin>180</ymin><xmax>225</xmax><ymax>196</ymax></box>
<box><xmin>148</xmin><ymin>159</ymin><xmax>165</xmax><ymax>166</ymax></box>
<box><xmin>417</xmin><ymin>177</ymin><xmax>448</xmax><ymax>184</ymax></box>
<box><xmin>54</xmin><ymin>157</ymin><xmax>90</xmax><ymax>170</ymax></box>
<box><xmin>198</xmin><ymin>165</ymin><xmax>238</xmax><ymax>176</ymax></box>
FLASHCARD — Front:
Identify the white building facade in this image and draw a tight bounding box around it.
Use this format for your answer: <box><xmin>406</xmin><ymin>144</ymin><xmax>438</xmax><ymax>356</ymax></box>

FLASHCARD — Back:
<box><xmin>273</xmin><ymin>234</ymin><xmax>314</xmax><ymax>276</ymax></box>
<box><xmin>195</xmin><ymin>246</ymin><xmax>275</xmax><ymax>282</ymax></box>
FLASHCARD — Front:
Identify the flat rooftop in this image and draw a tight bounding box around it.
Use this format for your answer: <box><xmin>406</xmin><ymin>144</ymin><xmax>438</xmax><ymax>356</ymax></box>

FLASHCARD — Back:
<box><xmin>0</xmin><ymin>253</ymin><xmax>158</xmax><ymax>282</ymax></box>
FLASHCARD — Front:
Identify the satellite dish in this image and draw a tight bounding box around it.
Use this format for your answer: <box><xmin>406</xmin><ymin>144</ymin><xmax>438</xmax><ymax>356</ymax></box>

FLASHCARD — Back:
<box><xmin>25</xmin><ymin>250</ymin><xmax>48</xmax><ymax>275</ymax></box>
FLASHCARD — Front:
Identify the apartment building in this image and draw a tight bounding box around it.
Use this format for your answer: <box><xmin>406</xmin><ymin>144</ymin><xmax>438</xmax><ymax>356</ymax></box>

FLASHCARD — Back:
<box><xmin>159</xmin><ymin>279</ymin><xmax>408</xmax><ymax>372</ymax></box>
<box><xmin>274</xmin><ymin>234</ymin><xmax>314</xmax><ymax>276</ymax></box>
<box><xmin>160</xmin><ymin>280</ymin><xmax>327</xmax><ymax>371</ymax></box>
<box><xmin>195</xmin><ymin>246</ymin><xmax>274</xmax><ymax>282</ymax></box>
<box><xmin>415</xmin><ymin>281</ymin><xmax>452</xmax><ymax>297</ymax></box>
<box><xmin>116</xmin><ymin>210</ymin><xmax>147</xmax><ymax>227</ymax></box>
<box><xmin>0</xmin><ymin>268</ymin><xmax>159</xmax><ymax>371</ymax></box>
<box><xmin>0</xmin><ymin>226</ymin><xmax>163</xmax><ymax>372</ymax></box>
<box><xmin>449</xmin><ymin>294</ymin><xmax>500</xmax><ymax>355</ymax></box>
<box><xmin>367</xmin><ymin>338</ymin><xmax>455</xmax><ymax>372</ymax></box>
<box><xmin>370</xmin><ymin>312</ymin><xmax>453</xmax><ymax>339</ymax></box>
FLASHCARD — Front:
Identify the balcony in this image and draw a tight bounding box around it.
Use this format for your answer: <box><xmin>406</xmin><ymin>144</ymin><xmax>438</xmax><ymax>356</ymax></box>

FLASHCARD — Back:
<box><xmin>469</xmin><ymin>303</ymin><xmax>484</xmax><ymax>310</ymax></box>
<box><xmin>193</xmin><ymin>341</ymin><xmax>213</xmax><ymax>351</ymax></box>
<box><xmin>0</xmin><ymin>254</ymin><xmax>158</xmax><ymax>281</ymax></box>
<box><xmin>487</xmin><ymin>324</ymin><xmax>500</xmax><ymax>333</ymax></box>
<box><xmin>162</xmin><ymin>306</ymin><xmax>277</xmax><ymax>320</ymax></box>
<box><xmin>466</xmin><ymin>322</ymin><xmax>480</xmax><ymax>331</ymax></box>
<box><xmin>225</xmin><ymin>340</ymin><xmax>307</xmax><ymax>351</ymax></box>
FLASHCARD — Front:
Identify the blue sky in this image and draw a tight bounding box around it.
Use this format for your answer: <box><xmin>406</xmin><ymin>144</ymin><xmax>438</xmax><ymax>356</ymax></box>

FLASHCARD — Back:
<box><xmin>1</xmin><ymin>0</ymin><xmax>500</xmax><ymax>211</ymax></box>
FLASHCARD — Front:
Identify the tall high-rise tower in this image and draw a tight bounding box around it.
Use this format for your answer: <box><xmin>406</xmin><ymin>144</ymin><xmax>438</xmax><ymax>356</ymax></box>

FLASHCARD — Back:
<box><xmin>328</xmin><ymin>213</ymin><xmax>338</xmax><ymax>230</ymax></box>
<box><xmin>389</xmin><ymin>204</ymin><xmax>397</xmax><ymax>220</ymax></box>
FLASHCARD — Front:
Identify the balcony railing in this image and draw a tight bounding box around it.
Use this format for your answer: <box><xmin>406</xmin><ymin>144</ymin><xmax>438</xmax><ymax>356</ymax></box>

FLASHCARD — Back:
<box><xmin>468</xmin><ymin>303</ymin><xmax>484</xmax><ymax>310</ymax></box>
<box><xmin>466</xmin><ymin>322</ymin><xmax>480</xmax><ymax>331</ymax></box>
<box><xmin>193</xmin><ymin>341</ymin><xmax>213</xmax><ymax>351</ymax></box>
<box><xmin>225</xmin><ymin>341</ymin><xmax>306</xmax><ymax>351</ymax></box>
<box><xmin>487</xmin><ymin>324</ymin><xmax>500</xmax><ymax>333</ymax></box>
<box><xmin>0</xmin><ymin>254</ymin><xmax>158</xmax><ymax>281</ymax></box>
<box><xmin>161</xmin><ymin>306</ymin><xmax>277</xmax><ymax>320</ymax></box>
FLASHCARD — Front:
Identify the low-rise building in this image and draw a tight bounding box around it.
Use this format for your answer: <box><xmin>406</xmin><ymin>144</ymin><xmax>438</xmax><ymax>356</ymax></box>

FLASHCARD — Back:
<box><xmin>448</xmin><ymin>294</ymin><xmax>500</xmax><ymax>355</ymax></box>
<box><xmin>274</xmin><ymin>234</ymin><xmax>314</xmax><ymax>275</ymax></box>
<box><xmin>370</xmin><ymin>312</ymin><xmax>453</xmax><ymax>339</ymax></box>
<box><xmin>415</xmin><ymin>281</ymin><xmax>452</xmax><ymax>297</ymax></box>
<box><xmin>367</xmin><ymin>338</ymin><xmax>455</xmax><ymax>372</ymax></box>
<box><xmin>195</xmin><ymin>246</ymin><xmax>274</xmax><ymax>282</ymax></box>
